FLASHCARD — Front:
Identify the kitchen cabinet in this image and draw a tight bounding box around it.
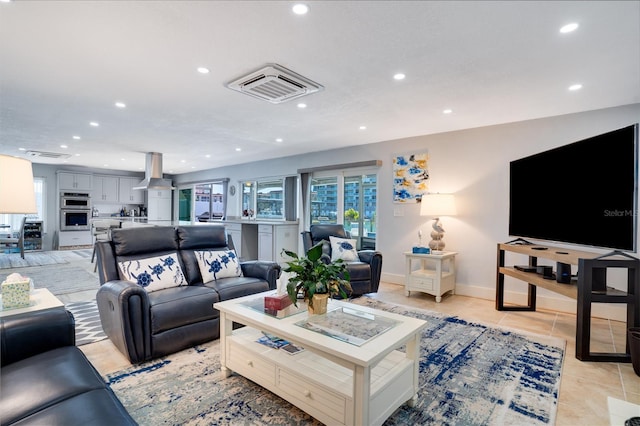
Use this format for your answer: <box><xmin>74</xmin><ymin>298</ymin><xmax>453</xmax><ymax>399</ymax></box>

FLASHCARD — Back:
<box><xmin>147</xmin><ymin>190</ymin><xmax>172</xmax><ymax>221</ymax></box>
<box><xmin>118</xmin><ymin>177</ymin><xmax>144</xmax><ymax>204</ymax></box>
<box><xmin>258</xmin><ymin>224</ymin><xmax>298</xmax><ymax>264</ymax></box>
<box><xmin>58</xmin><ymin>172</ymin><xmax>92</xmax><ymax>191</ymax></box>
<box><xmin>58</xmin><ymin>230</ymin><xmax>92</xmax><ymax>247</ymax></box>
<box><xmin>224</xmin><ymin>222</ymin><xmax>259</xmax><ymax>261</ymax></box>
<box><xmin>93</xmin><ymin>175</ymin><xmax>119</xmax><ymax>203</ymax></box>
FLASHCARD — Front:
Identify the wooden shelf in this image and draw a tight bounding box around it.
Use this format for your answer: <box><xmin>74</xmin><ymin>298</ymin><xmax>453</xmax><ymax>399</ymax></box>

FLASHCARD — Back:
<box><xmin>499</xmin><ymin>266</ymin><xmax>577</xmax><ymax>299</ymax></box>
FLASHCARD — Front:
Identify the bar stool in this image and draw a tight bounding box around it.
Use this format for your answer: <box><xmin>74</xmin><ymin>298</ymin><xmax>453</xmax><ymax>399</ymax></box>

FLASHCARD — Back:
<box><xmin>91</xmin><ymin>219</ymin><xmax>119</xmax><ymax>271</ymax></box>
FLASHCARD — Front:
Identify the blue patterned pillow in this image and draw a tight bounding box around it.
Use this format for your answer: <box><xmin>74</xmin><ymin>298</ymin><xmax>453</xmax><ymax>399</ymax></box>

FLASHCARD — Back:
<box><xmin>329</xmin><ymin>236</ymin><xmax>359</xmax><ymax>262</ymax></box>
<box><xmin>118</xmin><ymin>253</ymin><xmax>186</xmax><ymax>292</ymax></box>
<box><xmin>195</xmin><ymin>249</ymin><xmax>242</xmax><ymax>283</ymax></box>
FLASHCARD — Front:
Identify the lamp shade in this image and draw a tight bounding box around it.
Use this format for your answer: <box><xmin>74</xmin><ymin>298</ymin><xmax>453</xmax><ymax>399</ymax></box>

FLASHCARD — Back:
<box><xmin>420</xmin><ymin>193</ymin><xmax>457</xmax><ymax>217</ymax></box>
<box><xmin>0</xmin><ymin>155</ymin><xmax>37</xmax><ymax>214</ymax></box>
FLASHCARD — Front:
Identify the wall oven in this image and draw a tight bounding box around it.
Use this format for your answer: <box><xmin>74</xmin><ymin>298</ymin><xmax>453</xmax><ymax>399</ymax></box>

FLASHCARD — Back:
<box><xmin>60</xmin><ymin>209</ymin><xmax>91</xmax><ymax>231</ymax></box>
<box><xmin>60</xmin><ymin>192</ymin><xmax>91</xmax><ymax>209</ymax></box>
<box><xmin>60</xmin><ymin>192</ymin><xmax>91</xmax><ymax>231</ymax></box>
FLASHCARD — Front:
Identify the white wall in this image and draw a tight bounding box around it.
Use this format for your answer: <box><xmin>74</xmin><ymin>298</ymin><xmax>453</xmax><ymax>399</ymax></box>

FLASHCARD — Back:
<box><xmin>176</xmin><ymin>104</ymin><xmax>640</xmax><ymax>319</ymax></box>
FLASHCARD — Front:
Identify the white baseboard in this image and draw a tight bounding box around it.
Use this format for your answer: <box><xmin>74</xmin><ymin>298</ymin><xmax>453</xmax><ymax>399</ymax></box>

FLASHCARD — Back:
<box><xmin>381</xmin><ymin>272</ymin><xmax>626</xmax><ymax>322</ymax></box>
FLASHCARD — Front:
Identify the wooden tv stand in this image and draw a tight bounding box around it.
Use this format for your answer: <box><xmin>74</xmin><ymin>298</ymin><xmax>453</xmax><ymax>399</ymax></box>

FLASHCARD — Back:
<box><xmin>496</xmin><ymin>243</ymin><xmax>600</xmax><ymax>309</ymax></box>
<box><xmin>496</xmin><ymin>242</ymin><xmax>640</xmax><ymax>362</ymax></box>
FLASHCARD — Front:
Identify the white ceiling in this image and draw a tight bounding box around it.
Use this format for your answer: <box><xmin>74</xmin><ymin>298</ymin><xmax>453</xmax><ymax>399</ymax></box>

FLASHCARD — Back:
<box><xmin>1</xmin><ymin>1</ymin><xmax>639</xmax><ymax>175</ymax></box>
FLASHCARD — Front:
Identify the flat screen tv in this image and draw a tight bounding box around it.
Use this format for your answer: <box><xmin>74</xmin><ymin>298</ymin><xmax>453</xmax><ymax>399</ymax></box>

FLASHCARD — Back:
<box><xmin>509</xmin><ymin>124</ymin><xmax>638</xmax><ymax>252</ymax></box>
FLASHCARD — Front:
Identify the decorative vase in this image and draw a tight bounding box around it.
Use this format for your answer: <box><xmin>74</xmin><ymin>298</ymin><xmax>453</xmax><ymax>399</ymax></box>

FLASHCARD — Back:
<box><xmin>308</xmin><ymin>293</ymin><xmax>329</xmax><ymax>315</ymax></box>
<box><xmin>629</xmin><ymin>327</ymin><xmax>640</xmax><ymax>377</ymax></box>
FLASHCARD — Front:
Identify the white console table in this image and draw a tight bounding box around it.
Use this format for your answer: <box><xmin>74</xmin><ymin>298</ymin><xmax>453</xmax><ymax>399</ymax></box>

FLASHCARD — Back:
<box><xmin>404</xmin><ymin>251</ymin><xmax>457</xmax><ymax>302</ymax></box>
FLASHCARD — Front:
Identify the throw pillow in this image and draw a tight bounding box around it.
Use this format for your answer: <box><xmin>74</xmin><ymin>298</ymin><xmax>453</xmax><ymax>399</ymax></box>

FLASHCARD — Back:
<box><xmin>329</xmin><ymin>236</ymin><xmax>359</xmax><ymax>262</ymax></box>
<box><xmin>195</xmin><ymin>249</ymin><xmax>242</xmax><ymax>283</ymax></box>
<box><xmin>118</xmin><ymin>253</ymin><xmax>186</xmax><ymax>292</ymax></box>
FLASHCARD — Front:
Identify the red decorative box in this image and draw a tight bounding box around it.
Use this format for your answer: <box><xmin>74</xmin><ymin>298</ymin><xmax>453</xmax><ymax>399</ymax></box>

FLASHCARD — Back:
<box><xmin>264</xmin><ymin>294</ymin><xmax>292</xmax><ymax>311</ymax></box>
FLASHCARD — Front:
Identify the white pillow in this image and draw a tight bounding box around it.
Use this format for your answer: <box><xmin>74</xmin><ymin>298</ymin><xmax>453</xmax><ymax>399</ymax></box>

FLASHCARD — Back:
<box><xmin>329</xmin><ymin>236</ymin><xmax>359</xmax><ymax>262</ymax></box>
<box><xmin>195</xmin><ymin>249</ymin><xmax>242</xmax><ymax>283</ymax></box>
<box><xmin>118</xmin><ymin>253</ymin><xmax>186</xmax><ymax>292</ymax></box>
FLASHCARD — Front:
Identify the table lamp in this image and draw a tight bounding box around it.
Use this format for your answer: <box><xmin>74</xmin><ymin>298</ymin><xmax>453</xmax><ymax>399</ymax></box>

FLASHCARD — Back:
<box><xmin>420</xmin><ymin>193</ymin><xmax>457</xmax><ymax>251</ymax></box>
<box><xmin>0</xmin><ymin>155</ymin><xmax>37</xmax><ymax>214</ymax></box>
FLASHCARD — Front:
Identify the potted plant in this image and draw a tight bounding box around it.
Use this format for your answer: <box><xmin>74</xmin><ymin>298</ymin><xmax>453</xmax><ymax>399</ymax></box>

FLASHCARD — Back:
<box><xmin>281</xmin><ymin>242</ymin><xmax>351</xmax><ymax>315</ymax></box>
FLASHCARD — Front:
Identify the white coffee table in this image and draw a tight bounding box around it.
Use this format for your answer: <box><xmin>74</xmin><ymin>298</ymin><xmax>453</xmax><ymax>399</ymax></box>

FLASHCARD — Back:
<box><xmin>215</xmin><ymin>291</ymin><xmax>427</xmax><ymax>426</ymax></box>
<box><xmin>0</xmin><ymin>288</ymin><xmax>64</xmax><ymax>318</ymax></box>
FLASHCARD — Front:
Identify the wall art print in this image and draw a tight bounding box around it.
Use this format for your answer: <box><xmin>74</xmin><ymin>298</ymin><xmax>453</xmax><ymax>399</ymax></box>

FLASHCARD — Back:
<box><xmin>393</xmin><ymin>152</ymin><xmax>429</xmax><ymax>203</ymax></box>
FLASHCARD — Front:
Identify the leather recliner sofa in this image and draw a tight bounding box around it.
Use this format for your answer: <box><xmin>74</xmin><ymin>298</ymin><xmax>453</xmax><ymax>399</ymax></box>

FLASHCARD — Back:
<box><xmin>95</xmin><ymin>225</ymin><xmax>280</xmax><ymax>364</ymax></box>
<box><xmin>301</xmin><ymin>224</ymin><xmax>382</xmax><ymax>296</ymax></box>
<box><xmin>0</xmin><ymin>308</ymin><xmax>136</xmax><ymax>425</ymax></box>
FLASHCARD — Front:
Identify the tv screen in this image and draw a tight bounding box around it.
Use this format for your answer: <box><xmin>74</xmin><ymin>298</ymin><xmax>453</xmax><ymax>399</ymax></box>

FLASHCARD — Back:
<box><xmin>509</xmin><ymin>124</ymin><xmax>638</xmax><ymax>252</ymax></box>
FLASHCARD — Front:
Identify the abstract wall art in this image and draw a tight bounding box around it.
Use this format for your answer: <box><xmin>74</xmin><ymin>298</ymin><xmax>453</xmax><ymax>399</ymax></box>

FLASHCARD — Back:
<box><xmin>393</xmin><ymin>152</ymin><xmax>429</xmax><ymax>203</ymax></box>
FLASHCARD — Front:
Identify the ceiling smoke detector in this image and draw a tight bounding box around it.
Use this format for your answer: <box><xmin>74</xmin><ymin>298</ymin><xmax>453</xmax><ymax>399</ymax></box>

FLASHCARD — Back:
<box><xmin>25</xmin><ymin>150</ymin><xmax>72</xmax><ymax>159</ymax></box>
<box><xmin>226</xmin><ymin>63</ymin><xmax>323</xmax><ymax>104</ymax></box>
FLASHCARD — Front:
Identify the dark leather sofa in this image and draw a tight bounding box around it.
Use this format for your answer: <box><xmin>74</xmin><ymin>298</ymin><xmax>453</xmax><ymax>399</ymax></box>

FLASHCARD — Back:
<box><xmin>95</xmin><ymin>225</ymin><xmax>280</xmax><ymax>364</ymax></box>
<box><xmin>301</xmin><ymin>224</ymin><xmax>383</xmax><ymax>296</ymax></box>
<box><xmin>0</xmin><ymin>308</ymin><xmax>136</xmax><ymax>426</ymax></box>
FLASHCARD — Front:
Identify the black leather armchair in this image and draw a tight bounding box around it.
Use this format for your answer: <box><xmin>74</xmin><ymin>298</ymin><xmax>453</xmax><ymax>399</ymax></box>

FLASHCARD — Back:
<box><xmin>0</xmin><ymin>309</ymin><xmax>136</xmax><ymax>425</ymax></box>
<box><xmin>301</xmin><ymin>224</ymin><xmax>382</xmax><ymax>296</ymax></box>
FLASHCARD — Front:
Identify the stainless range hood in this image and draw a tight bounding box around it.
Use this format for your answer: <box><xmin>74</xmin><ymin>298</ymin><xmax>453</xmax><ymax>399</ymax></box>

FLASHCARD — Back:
<box><xmin>133</xmin><ymin>152</ymin><xmax>175</xmax><ymax>190</ymax></box>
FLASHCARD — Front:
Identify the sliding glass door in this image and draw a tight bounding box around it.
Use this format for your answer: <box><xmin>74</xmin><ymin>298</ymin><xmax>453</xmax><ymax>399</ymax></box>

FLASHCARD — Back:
<box><xmin>309</xmin><ymin>171</ymin><xmax>377</xmax><ymax>249</ymax></box>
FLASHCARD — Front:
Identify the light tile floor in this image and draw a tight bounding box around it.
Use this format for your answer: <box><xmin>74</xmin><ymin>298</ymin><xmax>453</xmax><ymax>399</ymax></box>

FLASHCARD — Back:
<box><xmin>74</xmin><ymin>273</ymin><xmax>640</xmax><ymax>425</ymax></box>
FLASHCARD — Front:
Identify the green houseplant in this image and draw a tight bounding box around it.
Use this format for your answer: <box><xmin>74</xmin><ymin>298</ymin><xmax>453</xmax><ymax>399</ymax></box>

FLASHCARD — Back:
<box><xmin>281</xmin><ymin>242</ymin><xmax>351</xmax><ymax>314</ymax></box>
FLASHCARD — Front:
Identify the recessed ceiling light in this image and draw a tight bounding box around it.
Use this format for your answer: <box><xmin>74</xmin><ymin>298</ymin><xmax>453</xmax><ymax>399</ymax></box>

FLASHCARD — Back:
<box><xmin>181</xmin><ymin>159</ymin><xmax>186</xmax><ymax>163</ymax></box>
<box><xmin>393</xmin><ymin>73</ymin><xmax>406</xmax><ymax>80</ymax></box>
<box><xmin>359</xmin><ymin>126</ymin><xmax>367</xmax><ymax>130</ymax></box>
<box><xmin>103</xmin><ymin>164</ymin><xmax>109</xmax><ymax>167</ymax></box>
<box><xmin>560</xmin><ymin>23</ymin><xmax>579</xmax><ymax>33</ymax></box>
<box><xmin>75</xmin><ymin>154</ymin><xmax>80</xmax><ymax>156</ymax></box>
<box><xmin>89</xmin><ymin>121</ymin><xmax>99</xmax><ymax>127</ymax></box>
<box><xmin>297</xmin><ymin>103</ymin><xmax>307</xmax><ymax>109</ymax></box>
<box><xmin>197</xmin><ymin>67</ymin><xmax>210</xmax><ymax>74</ymax></box>
<box><xmin>205</xmin><ymin>154</ymin><xmax>211</xmax><ymax>158</ymax></box>
<box><xmin>443</xmin><ymin>109</ymin><xmax>453</xmax><ymax>114</ymax></box>
<box><xmin>568</xmin><ymin>83</ymin><xmax>583</xmax><ymax>91</ymax></box>
<box><xmin>115</xmin><ymin>101</ymin><xmax>126</xmax><ymax>108</ymax></box>
<box><xmin>60</xmin><ymin>145</ymin><xmax>68</xmax><ymax>149</ymax></box>
<box><xmin>275</xmin><ymin>138</ymin><xmax>283</xmax><ymax>142</ymax></box>
<box><xmin>18</xmin><ymin>147</ymin><xmax>25</xmax><ymax>151</ymax></box>
<box><xmin>235</xmin><ymin>148</ymin><xmax>242</xmax><ymax>152</ymax></box>
<box><xmin>121</xmin><ymin>158</ymin><xmax>126</xmax><ymax>161</ymax></box>
<box><xmin>72</xmin><ymin>135</ymin><xmax>81</xmax><ymax>140</ymax></box>
<box><xmin>292</xmin><ymin>3</ymin><xmax>308</xmax><ymax>15</ymax></box>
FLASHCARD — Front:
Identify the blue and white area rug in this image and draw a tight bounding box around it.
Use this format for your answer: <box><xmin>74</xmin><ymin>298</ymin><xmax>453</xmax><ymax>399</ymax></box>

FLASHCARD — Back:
<box><xmin>105</xmin><ymin>298</ymin><xmax>565</xmax><ymax>426</ymax></box>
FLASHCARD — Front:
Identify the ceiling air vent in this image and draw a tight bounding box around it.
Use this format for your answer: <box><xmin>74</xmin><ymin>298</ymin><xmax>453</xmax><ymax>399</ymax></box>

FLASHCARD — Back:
<box><xmin>26</xmin><ymin>150</ymin><xmax>72</xmax><ymax>159</ymax></box>
<box><xmin>226</xmin><ymin>63</ymin><xmax>323</xmax><ymax>104</ymax></box>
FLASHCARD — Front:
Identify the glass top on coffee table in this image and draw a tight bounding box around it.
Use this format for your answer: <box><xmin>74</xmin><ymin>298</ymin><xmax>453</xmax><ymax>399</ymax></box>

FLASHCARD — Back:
<box><xmin>294</xmin><ymin>306</ymin><xmax>400</xmax><ymax>346</ymax></box>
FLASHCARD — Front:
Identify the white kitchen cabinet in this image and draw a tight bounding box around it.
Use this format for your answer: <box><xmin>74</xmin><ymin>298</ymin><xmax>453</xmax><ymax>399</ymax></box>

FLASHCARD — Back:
<box><xmin>58</xmin><ymin>172</ymin><xmax>92</xmax><ymax>191</ymax></box>
<box><xmin>93</xmin><ymin>175</ymin><xmax>119</xmax><ymax>203</ymax></box>
<box><xmin>258</xmin><ymin>224</ymin><xmax>298</xmax><ymax>263</ymax></box>
<box><xmin>146</xmin><ymin>190</ymin><xmax>172</xmax><ymax>221</ymax></box>
<box><xmin>58</xmin><ymin>230</ymin><xmax>92</xmax><ymax>247</ymax></box>
<box><xmin>118</xmin><ymin>177</ymin><xmax>144</xmax><ymax>204</ymax></box>
<box><xmin>224</xmin><ymin>222</ymin><xmax>259</xmax><ymax>261</ymax></box>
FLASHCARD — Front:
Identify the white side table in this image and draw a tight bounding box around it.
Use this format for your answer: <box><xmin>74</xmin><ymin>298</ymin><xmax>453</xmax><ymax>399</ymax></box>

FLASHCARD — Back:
<box><xmin>404</xmin><ymin>251</ymin><xmax>457</xmax><ymax>302</ymax></box>
<box><xmin>0</xmin><ymin>288</ymin><xmax>64</xmax><ymax>318</ymax></box>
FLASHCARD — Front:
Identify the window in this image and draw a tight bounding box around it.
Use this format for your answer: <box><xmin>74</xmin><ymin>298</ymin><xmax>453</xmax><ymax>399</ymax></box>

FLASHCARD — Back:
<box><xmin>177</xmin><ymin>180</ymin><xmax>227</xmax><ymax>224</ymax></box>
<box><xmin>240</xmin><ymin>176</ymin><xmax>297</xmax><ymax>220</ymax></box>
